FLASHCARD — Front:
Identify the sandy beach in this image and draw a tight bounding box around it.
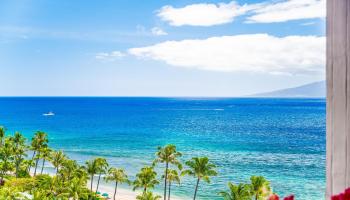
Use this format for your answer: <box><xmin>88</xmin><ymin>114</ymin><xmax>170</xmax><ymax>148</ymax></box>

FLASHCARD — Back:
<box><xmin>90</xmin><ymin>181</ymin><xmax>185</xmax><ymax>200</ymax></box>
<box><xmin>33</xmin><ymin>170</ymin><xmax>185</xmax><ymax>200</ymax></box>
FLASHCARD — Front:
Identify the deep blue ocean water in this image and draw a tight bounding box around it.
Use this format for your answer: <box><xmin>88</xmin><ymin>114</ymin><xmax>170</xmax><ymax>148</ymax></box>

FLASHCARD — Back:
<box><xmin>0</xmin><ymin>97</ymin><xmax>325</xmax><ymax>199</ymax></box>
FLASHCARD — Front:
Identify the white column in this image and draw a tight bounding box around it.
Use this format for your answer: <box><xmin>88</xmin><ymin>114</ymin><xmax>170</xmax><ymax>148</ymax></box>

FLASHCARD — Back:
<box><xmin>326</xmin><ymin>0</ymin><xmax>350</xmax><ymax>198</ymax></box>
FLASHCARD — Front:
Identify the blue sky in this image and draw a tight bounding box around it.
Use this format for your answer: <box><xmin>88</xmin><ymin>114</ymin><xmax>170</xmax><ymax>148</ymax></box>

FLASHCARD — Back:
<box><xmin>0</xmin><ymin>0</ymin><xmax>325</xmax><ymax>96</ymax></box>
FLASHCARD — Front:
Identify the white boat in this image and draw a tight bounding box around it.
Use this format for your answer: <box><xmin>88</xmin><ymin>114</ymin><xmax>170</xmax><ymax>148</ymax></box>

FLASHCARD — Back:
<box><xmin>43</xmin><ymin>111</ymin><xmax>55</xmax><ymax>116</ymax></box>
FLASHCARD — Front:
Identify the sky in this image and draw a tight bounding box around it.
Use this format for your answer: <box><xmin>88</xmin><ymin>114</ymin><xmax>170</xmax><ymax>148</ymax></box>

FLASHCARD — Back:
<box><xmin>0</xmin><ymin>0</ymin><xmax>326</xmax><ymax>97</ymax></box>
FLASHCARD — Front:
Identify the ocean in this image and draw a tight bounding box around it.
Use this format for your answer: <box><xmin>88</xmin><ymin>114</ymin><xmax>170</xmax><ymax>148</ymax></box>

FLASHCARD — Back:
<box><xmin>0</xmin><ymin>97</ymin><xmax>326</xmax><ymax>199</ymax></box>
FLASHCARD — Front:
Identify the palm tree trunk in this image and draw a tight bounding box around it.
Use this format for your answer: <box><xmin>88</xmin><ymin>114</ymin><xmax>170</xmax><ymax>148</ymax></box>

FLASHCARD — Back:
<box><xmin>14</xmin><ymin>144</ymin><xmax>19</xmax><ymax>178</ymax></box>
<box><xmin>255</xmin><ymin>194</ymin><xmax>258</xmax><ymax>200</ymax></box>
<box><xmin>90</xmin><ymin>175</ymin><xmax>94</xmax><ymax>192</ymax></box>
<box><xmin>15</xmin><ymin>158</ymin><xmax>20</xmax><ymax>178</ymax></box>
<box><xmin>28</xmin><ymin>150</ymin><xmax>36</xmax><ymax>173</ymax></box>
<box><xmin>113</xmin><ymin>181</ymin><xmax>118</xmax><ymax>200</ymax></box>
<box><xmin>0</xmin><ymin>170</ymin><xmax>4</xmax><ymax>182</ymax></box>
<box><xmin>89</xmin><ymin>175</ymin><xmax>94</xmax><ymax>200</ymax></box>
<box><xmin>33</xmin><ymin>155</ymin><xmax>40</xmax><ymax>176</ymax></box>
<box><xmin>193</xmin><ymin>178</ymin><xmax>200</xmax><ymax>200</ymax></box>
<box><xmin>96</xmin><ymin>173</ymin><xmax>101</xmax><ymax>193</ymax></box>
<box><xmin>164</xmin><ymin>162</ymin><xmax>168</xmax><ymax>200</ymax></box>
<box><xmin>40</xmin><ymin>159</ymin><xmax>45</xmax><ymax>174</ymax></box>
<box><xmin>15</xmin><ymin>164</ymin><xmax>19</xmax><ymax>178</ymax></box>
<box><xmin>56</xmin><ymin>167</ymin><xmax>59</xmax><ymax>176</ymax></box>
<box><xmin>168</xmin><ymin>181</ymin><xmax>171</xmax><ymax>200</ymax></box>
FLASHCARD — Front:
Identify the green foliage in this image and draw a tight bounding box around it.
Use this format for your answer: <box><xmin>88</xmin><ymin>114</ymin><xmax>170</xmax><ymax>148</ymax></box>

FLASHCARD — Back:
<box><xmin>0</xmin><ymin>124</ymin><xmax>275</xmax><ymax>200</ymax></box>
<box><xmin>94</xmin><ymin>157</ymin><xmax>109</xmax><ymax>193</ymax></box>
<box><xmin>136</xmin><ymin>191</ymin><xmax>162</xmax><ymax>200</ymax></box>
<box><xmin>182</xmin><ymin>157</ymin><xmax>217</xmax><ymax>182</ymax></box>
<box><xmin>10</xmin><ymin>132</ymin><xmax>27</xmax><ymax>178</ymax></box>
<box><xmin>153</xmin><ymin>144</ymin><xmax>182</xmax><ymax>169</ymax></box>
<box><xmin>105</xmin><ymin>167</ymin><xmax>129</xmax><ymax>183</ymax></box>
<box><xmin>250</xmin><ymin>175</ymin><xmax>271</xmax><ymax>200</ymax></box>
<box><xmin>104</xmin><ymin>167</ymin><xmax>130</xmax><ymax>200</ymax></box>
<box><xmin>163</xmin><ymin>169</ymin><xmax>180</xmax><ymax>185</ymax></box>
<box><xmin>0</xmin><ymin>138</ymin><xmax>16</xmax><ymax>179</ymax></box>
<box><xmin>154</xmin><ymin>144</ymin><xmax>182</xmax><ymax>200</ymax></box>
<box><xmin>85</xmin><ymin>158</ymin><xmax>98</xmax><ymax>193</ymax></box>
<box><xmin>5</xmin><ymin>177</ymin><xmax>35</xmax><ymax>192</ymax></box>
<box><xmin>219</xmin><ymin>182</ymin><xmax>252</xmax><ymax>200</ymax></box>
<box><xmin>62</xmin><ymin>177</ymin><xmax>90</xmax><ymax>200</ymax></box>
<box><xmin>0</xmin><ymin>126</ymin><xmax>6</xmax><ymax>147</ymax></box>
<box><xmin>0</xmin><ymin>186</ymin><xmax>25</xmax><ymax>200</ymax></box>
<box><xmin>31</xmin><ymin>131</ymin><xmax>49</xmax><ymax>176</ymax></box>
<box><xmin>133</xmin><ymin>166</ymin><xmax>159</xmax><ymax>193</ymax></box>
<box><xmin>50</xmin><ymin>150</ymin><xmax>67</xmax><ymax>175</ymax></box>
<box><xmin>182</xmin><ymin>157</ymin><xmax>217</xmax><ymax>200</ymax></box>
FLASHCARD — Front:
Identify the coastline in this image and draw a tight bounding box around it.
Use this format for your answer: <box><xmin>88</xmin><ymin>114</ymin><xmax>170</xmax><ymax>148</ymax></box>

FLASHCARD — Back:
<box><xmin>92</xmin><ymin>183</ymin><xmax>184</xmax><ymax>200</ymax></box>
<box><xmin>32</xmin><ymin>165</ymin><xmax>187</xmax><ymax>200</ymax></box>
<box><xmin>31</xmin><ymin>170</ymin><xmax>186</xmax><ymax>200</ymax></box>
<box><xmin>7</xmin><ymin>97</ymin><xmax>326</xmax><ymax>200</ymax></box>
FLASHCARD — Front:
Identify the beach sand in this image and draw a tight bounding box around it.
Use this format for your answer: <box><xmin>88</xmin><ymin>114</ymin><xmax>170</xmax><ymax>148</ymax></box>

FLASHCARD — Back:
<box><xmin>90</xmin><ymin>182</ymin><xmax>185</xmax><ymax>200</ymax></box>
<box><xmin>94</xmin><ymin>184</ymin><xmax>140</xmax><ymax>200</ymax></box>
<box><xmin>32</xmin><ymin>170</ymin><xmax>185</xmax><ymax>200</ymax></box>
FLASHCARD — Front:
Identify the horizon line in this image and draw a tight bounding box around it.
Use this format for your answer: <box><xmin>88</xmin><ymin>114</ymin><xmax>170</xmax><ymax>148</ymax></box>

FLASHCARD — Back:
<box><xmin>0</xmin><ymin>95</ymin><xmax>326</xmax><ymax>99</ymax></box>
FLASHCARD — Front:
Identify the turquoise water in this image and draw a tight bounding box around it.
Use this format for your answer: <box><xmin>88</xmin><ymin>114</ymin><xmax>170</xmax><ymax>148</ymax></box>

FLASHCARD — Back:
<box><xmin>0</xmin><ymin>97</ymin><xmax>325</xmax><ymax>199</ymax></box>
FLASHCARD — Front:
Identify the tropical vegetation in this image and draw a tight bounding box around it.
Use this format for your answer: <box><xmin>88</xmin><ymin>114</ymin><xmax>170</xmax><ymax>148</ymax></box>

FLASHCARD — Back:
<box><xmin>0</xmin><ymin>126</ymin><xmax>294</xmax><ymax>200</ymax></box>
<box><xmin>153</xmin><ymin>145</ymin><xmax>182</xmax><ymax>200</ymax></box>
<box><xmin>104</xmin><ymin>167</ymin><xmax>130</xmax><ymax>200</ymax></box>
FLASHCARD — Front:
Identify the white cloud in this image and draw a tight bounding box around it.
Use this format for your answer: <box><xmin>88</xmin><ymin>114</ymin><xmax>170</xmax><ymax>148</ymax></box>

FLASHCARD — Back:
<box><xmin>128</xmin><ymin>34</ymin><xmax>325</xmax><ymax>75</ymax></box>
<box><xmin>95</xmin><ymin>51</ymin><xmax>124</xmax><ymax>61</ymax></box>
<box><xmin>157</xmin><ymin>1</ymin><xmax>254</xmax><ymax>26</ymax></box>
<box><xmin>246</xmin><ymin>0</ymin><xmax>326</xmax><ymax>23</ymax></box>
<box><xmin>151</xmin><ymin>27</ymin><xmax>168</xmax><ymax>36</ymax></box>
<box><xmin>157</xmin><ymin>0</ymin><xmax>325</xmax><ymax>26</ymax></box>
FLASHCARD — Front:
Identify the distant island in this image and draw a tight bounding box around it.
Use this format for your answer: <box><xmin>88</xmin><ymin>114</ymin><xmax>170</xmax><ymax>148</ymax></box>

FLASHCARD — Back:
<box><xmin>250</xmin><ymin>81</ymin><xmax>325</xmax><ymax>98</ymax></box>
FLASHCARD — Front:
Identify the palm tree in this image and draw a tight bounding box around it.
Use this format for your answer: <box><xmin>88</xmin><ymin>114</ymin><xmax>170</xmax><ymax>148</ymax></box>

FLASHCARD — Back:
<box><xmin>40</xmin><ymin>147</ymin><xmax>52</xmax><ymax>174</ymax></box>
<box><xmin>29</xmin><ymin>139</ymin><xmax>38</xmax><ymax>174</ymax></box>
<box><xmin>31</xmin><ymin>131</ymin><xmax>48</xmax><ymax>176</ymax></box>
<box><xmin>104</xmin><ymin>167</ymin><xmax>130</xmax><ymax>200</ymax></box>
<box><xmin>136</xmin><ymin>191</ymin><xmax>161</xmax><ymax>200</ymax></box>
<box><xmin>0</xmin><ymin>126</ymin><xmax>6</xmax><ymax>147</ymax></box>
<box><xmin>85</xmin><ymin>159</ymin><xmax>98</xmax><ymax>193</ymax></box>
<box><xmin>50</xmin><ymin>150</ymin><xmax>67</xmax><ymax>175</ymax></box>
<box><xmin>162</xmin><ymin>169</ymin><xmax>180</xmax><ymax>200</ymax></box>
<box><xmin>13</xmin><ymin>145</ymin><xmax>26</xmax><ymax>178</ymax></box>
<box><xmin>0</xmin><ymin>138</ymin><xmax>15</xmax><ymax>180</ymax></box>
<box><xmin>250</xmin><ymin>176</ymin><xmax>271</xmax><ymax>200</ymax></box>
<box><xmin>218</xmin><ymin>182</ymin><xmax>252</xmax><ymax>200</ymax></box>
<box><xmin>11</xmin><ymin>131</ymin><xmax>25</xmax><ymax>148</ymax></box>
<box><xmin>60</xmin><ymin>159</ymin><xmax>78</xmax><ymax>183</ymax></box>
<box><xmin>23</xmin><ymin>159</ymin><xmax>35</xmax><ymax>176</ymax></box>
<box><xmin>133</xmin><ymin>166</ymin><xmax>159</xmax><ymax>194</ymax></box>
<box><xmin>10</xmin><ymin>132</ymin><xmax>26</xmax><ymax>177</ymax></box>
<box><xmin>94</xmin><ymin>157</ymin><xmax>109</xmax><ymax>194</ymax></box>
<box><xmin>66</xmin><ymin>178</ymin><xmax>90</xmax><ymax>200</ymax></box>
<box><xmin>153</xmin><ymin>144</ymin><xmax>182</xmax><ymax>200</ymax></box>
<box><xmin>182</xmin><ymin>157</ymin><xmax>217</xmax><ymax>200</ymax></box>
<box><xmin>34</xmin><ymin>174</ymin><xmax>58</xmax><ymax>198</ymax></box>
<box><xmin>72</xmin><ymin>165</ymin><xmax>89</xmax><ymax>183</ymax></box>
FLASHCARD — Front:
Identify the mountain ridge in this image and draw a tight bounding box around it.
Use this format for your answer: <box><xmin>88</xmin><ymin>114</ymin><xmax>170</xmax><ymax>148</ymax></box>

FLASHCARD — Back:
<box><xmin>250</xmin><ymin>81</ymin><xmax>326</xmax><ymax>98</ymax></box>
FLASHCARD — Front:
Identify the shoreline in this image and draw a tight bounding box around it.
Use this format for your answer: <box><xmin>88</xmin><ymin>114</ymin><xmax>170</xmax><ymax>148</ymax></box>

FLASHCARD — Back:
<box><xmin>33</xmin><ymin>170</ymin><xmax>185</xmax><ymax>200</ymax></box>
<box><xmin>89</xmin><ymin>178</ymin><xmax>186</xmax><ymax>200</ymax></box>
<box><xmin>93</xmin><ymin>183</ymin><xmax>184</xmax><ymax>200</ymax></box>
